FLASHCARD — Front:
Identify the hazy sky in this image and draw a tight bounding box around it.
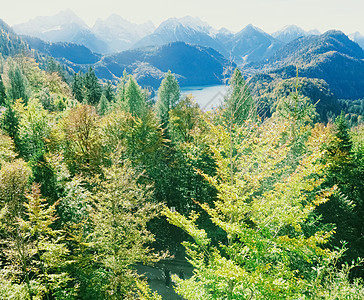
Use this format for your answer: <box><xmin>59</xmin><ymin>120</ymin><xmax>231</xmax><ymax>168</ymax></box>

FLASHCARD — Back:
<box><xmin>1</xmin><ymin>0</ymin><xmax>363</xmax><ymax>34</ymax></box>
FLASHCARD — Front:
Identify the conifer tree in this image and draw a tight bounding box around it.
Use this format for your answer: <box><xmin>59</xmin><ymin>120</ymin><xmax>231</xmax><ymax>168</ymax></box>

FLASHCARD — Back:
<box><xmin>223</xmin><ymin>68</ymin><xmax>255</xmax><ymax>126</ymax></box>
<box><xmin>7</xmin><ymin>64</ymin><xmax>30</xmax><ymax>104</ymax></box>
<box><xmin>0</xmin><ymin>74</ymin><xmax>6</xmax><ymax>107</ymax></box>
<box><xmin>72</xmin><ymin>72</ymin><xmax>84</xmax><ymax>103</ymax></box>
<box><xmin>115</xmin><ymin>70</ymin><xmax>129</xmax><ymax>105</ymax></box>
<box><xmin>155</xmin><ymin>70</ymin><xmax>180</xmax><ymax>128</ymax></box>
<box><xmin>103</xmin><ymin>81</ymin><xmax>115</xmax><ymax>103</ymax></box>
<box><xmin>97</xmin><ymin>94</ymin><xmax>109</xmax><ymax>116</ymax></box>
<box><xmin>83</xmin><ymin>68</ymin><xmax>102</xmax><ymax>106</ymax></box>
<box><xmin>123</xmin><ymin>76</ymin><xmax>147</xmax><ymax>118</ymax></box>
<box><xmin>0</xmin><ymin>99</ymin><xmax>19</xmax><ymax>142</ymax></box>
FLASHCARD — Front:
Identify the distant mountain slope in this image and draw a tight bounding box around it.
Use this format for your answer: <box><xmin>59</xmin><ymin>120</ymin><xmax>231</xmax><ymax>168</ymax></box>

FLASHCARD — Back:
<box><xmin>223</xmin><ymin>24</ymin><xmax>283</xmax><ymax>64</ymax></box>
<box><xmin>250</xmin><ymin>30</ymin><xmax>364</xmax><ymax>99</ymax></box>
<box><xmin>133</xmin><ymin>17</ymin><xmax>228</xmax><ymax>57</ymax></box>
<box><xmin>13</xmin><ymin>9</ymin><xmax>109</xmax><ymax>53</ymax></box>
<box><xmin>92</xmin><ymin>41</ymin><xmax>233</xmax><ymax>88</ymax></box>
<box><xmin>272</xmin><ymin>25</ymin><xmax>320</xmax><ymax>43</ymax></box>
<box><xmin>92</xmin><ymin>14</ymin><xmax>155</xmax><ymax>53</ymax></box>
<box><xmin>22</xmin><ymin>35</ymin><xmax>101</xmax><ymax>64</ymax></box>
<box><xmin>0</xmin><ymin>19</ymin><xmax>29</xmax><ymax>57</ymax></box>
<box><xmin>248</xmin><ymin>75</ymin><xmax>341</xmax><ymax>121</ymax></box>
<box><xmin>349</xmin><ymin>32</ymin><xmax>364</xmax><ymax>50</ymax></box>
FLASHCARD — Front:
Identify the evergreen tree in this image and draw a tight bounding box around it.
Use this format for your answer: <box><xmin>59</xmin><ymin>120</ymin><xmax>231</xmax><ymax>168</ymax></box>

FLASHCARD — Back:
<box><xmin>0</xmin><ymin>74</ymin><xmax>6</xmax><ymax>107</ymax></box>
<box><xmin>155</xmin><ymin>70</ymin><xmax>180</xmax><ymax>128</ymax></box>
<box><xmin>103</xmin><ymin>81</ymin><xmax>115</xmax><ymax>103</ymax></box>
<box><xmin>7</xmin><ymin>64</ymin><xmax>30</xmax><ymax>104</ymax></box>
<box><xmin>123</xmin><ymin>76</ymin><xmax>147</xmax><ymax>118</ymax></box>
<box><xmin>224</xmin><ymin>68</ymin><xmax>255</xmax><ymax>126</ymax></box>
<box><xmin>317</xmin><ymin>113</ymin><xmax>364</xmax><ymax>265</ymax></box>
<box><xmin>0</xmin><ymin>99</ymin><xmax>19</xmax><ymax>142</ymax></box>
<box><xmin>84</xmin><ymin>68</ymin><xmax>102</xmax><ymax>106</ymax></box>
<box><xmin>72</xmin><ymin>72</ymin><xmax>84</xmax><ymax>103</ymax></box>
<box><xmin>115</xmin><ymin>70</ymin><xmax>129</xmax><ymax>106</ymax></box>
<box><xmin>97</xmin><ymin>94</ymin><xmax>109</xmax><ymax>116</ymax></box>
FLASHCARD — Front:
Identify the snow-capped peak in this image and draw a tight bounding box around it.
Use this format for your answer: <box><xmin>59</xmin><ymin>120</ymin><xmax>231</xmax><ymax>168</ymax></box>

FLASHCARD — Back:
<box><xmin>156</xmin><ymin>16</ymin><xmax>212</xmax><ymax>33</ymax></box>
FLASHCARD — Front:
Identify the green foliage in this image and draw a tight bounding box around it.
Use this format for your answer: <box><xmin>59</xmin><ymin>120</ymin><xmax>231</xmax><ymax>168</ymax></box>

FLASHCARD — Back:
<box><xmin>0</xmin><ymin>50</ymin><xmax>362</xmax><ymax>299</ymax></box>
<box><xmin>72</xmin><ymin>72</ymin><xmax>84</xmax><ymax>103</ymax></box>
<box><xmin>163</xmin><ymin>113</ymin><xmax>349</xmax><ymax>299</ymax></box>
<box><xmin>168</xmin><ymin>95</ymin><xmax>201</xmax><ymax>144</ymax></box>
<box><xmin>16</xmin><ymin>99</ymin><xmax>50</xmax><ymax>162</ymax></box>
<box><xmin>0</xmin><ymin>99</ymin><xmax>20</xmax><ymax>141</ymax></box>
<box><xmin>1</xmin><ymin>184</ymin><xmax>75</xmax><ymax>300</ymax></box>
<box><xmin>60</xmin><ymin>104</ymin><xmax>103</xmax><ymax>176</ymax></box>
<box><xmin>83</xmin><ymin>68</ymin><xmax>102</xmax><ymax>105</ymax></box>
<box><xmin>223</xmin><ymin>68</ymin><xmax>256</xmax><ymax>126</ymax></box>
<box><xmin>97</xmin><ymin>94</ymin><xmax>110</xmax><ymax>116</ymax></box>
<box><xmin>103</xmin><ymin>81</ymin><xmax>115</xmax><ymax>103</ymax></box>
<box><xmin>7</xmin><ymin>63</ymin><xmax>30</xmax><ymax>104</ymax></box>
<box><xmin>70</xmin><ymin>161</ymin><xmax>162</xmax><ymax>299</ymax></box>
<box><xmin>155</xmin><ymin>70</ymin><xmax>181</xmax><ymax>128</ymax></box>
<box><xmin>0</xmin><ymin>74</ymin><xmax>6</xmax><ymax>107</ymax></box>
<box><xmin>316</xmin><ymin>114</ymin><xmax>364</xmax><ymax>264</ymax></box>
<box><xmin>0</xmin><ymin>131</ymin><xmax>17</xmax><ymax>166</ymax></box>
<box><xmin>122</xmin><ymin>76</ymin><xmax>148</xmax><ymax>118</ymax></box>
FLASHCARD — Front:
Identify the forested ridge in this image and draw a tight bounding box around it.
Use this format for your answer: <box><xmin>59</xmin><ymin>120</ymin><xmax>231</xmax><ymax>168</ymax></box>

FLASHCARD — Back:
<box><xmin>0</xmin><ymin>49</ymin><xmax>363</xmax><ymax>300</ymax></box>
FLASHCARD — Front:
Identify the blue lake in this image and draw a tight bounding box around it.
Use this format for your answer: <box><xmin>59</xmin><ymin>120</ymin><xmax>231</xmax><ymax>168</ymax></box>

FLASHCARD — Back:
<box><xmin>181</xmin><ymin>85</ymin><xmax>227</xmax><ymax>111</ymax></box>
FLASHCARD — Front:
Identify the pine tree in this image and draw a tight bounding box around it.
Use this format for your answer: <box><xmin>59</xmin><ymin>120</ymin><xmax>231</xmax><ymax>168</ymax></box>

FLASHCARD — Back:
<box><xmin>0</xmin><ymin>99</ymin><xmax>19</xmax><ymax>142</ymax></box>
<box><xmin>223</xmin><ymin>68</ymin><xmax>255</xmax><ymax>126</ymax></box>
<box><xmin>72</xmin><ymin>72</ymin><xmax>84</xmax><ymax>103</ymax></box>
<box><xmin>115</xmin><ymin>70</ymin><xmax>129</xmax><ymax>106</ymax></box>
<box><xmin>0</xmin><ymin>74</ymin><xmax>6</xmax><ymax>107</ymax></box>
<box><xmin>97</xmin><ymin>94</ymin><xmax>109</xmax><ymax>116</ymax></box>
<box><xmin>103</xmin><ymin>81</ymin><xmax>115</xmax><ymax>103</ymax></box>
<box><xmin>123</xmin><ymin>76</ymin><xmax>147</xmax><ymax>118</ymax></box>
<box><xmin>84</xmin><ymin>68</ymin><xmax>102</xmax><ymax>106</ymax></box>
<box><xmin>155</xmin><ymin>70</ymin><xmax>180</xmax><ymax>128</ymax></box>
<box><xmin>7</xmin><ymin>64</ymin><xmax>30</xmax><ymax>104</ymax></box>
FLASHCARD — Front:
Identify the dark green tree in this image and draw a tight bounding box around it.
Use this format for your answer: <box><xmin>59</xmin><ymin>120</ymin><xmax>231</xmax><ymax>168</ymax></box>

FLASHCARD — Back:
<box><xmin>317</xmin><ymin>113</ymin><xmax>364</xmax><ymax>265</ymax></box>
<box><xmin>84</xmin><ymin>68</ymin><xmax>102</xmax><ymax>106</ymax></box>
<box><xmin>0</xmin><ymin>74</ymin><xmax>6</xmax><ymax>106</ymax></box>
<box><xmin>103</xmin><ymin>81</ymin><xmax>115</xmax><ymax>103</ymax></box>
<box><xmin>72</xmin><ymin>72</ymin><xmax>84</xmax><ymax>103</ymax></box>
<box><xmin>155</xmin><ymin>70</ymin><xmax>180</xmax><ymax>128</ymax></box>
<box><xmin>7</xmin><ymin>64</ymin><xmax>30</xmax><ymax>104</ymax></box>
<box><xmin>0</xmin><ymin>100</ymin><xmax>19</xmax><ymax>142</ymax></box>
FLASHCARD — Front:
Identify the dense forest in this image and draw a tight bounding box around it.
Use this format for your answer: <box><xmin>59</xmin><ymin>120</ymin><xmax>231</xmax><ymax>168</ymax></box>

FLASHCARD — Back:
<box><xmin>0</xmin><ymin>52</ymin><xmax>363</xmax><ymax>300</ymax></box>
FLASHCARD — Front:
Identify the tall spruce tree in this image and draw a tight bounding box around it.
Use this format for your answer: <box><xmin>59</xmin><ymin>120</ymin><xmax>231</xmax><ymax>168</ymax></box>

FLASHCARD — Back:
<box><xmin>0</xmin><ymin>74</ymin><xmax>6</xmax><ymax>107</ymax></box>
<box><xmin>224</xmin><ymin>68</ymin><xmax>255</xmax><ymax>126</ymax></box>
<box><xmin>123</xmin><ymin>76</ymin><xmax>147</xmax><ymax>118</ymax></box>
<box><xmin>103</xmin><ymin>81</ymin><xmax>115</xmax><ymax>103</ymax></box>
<box><xmin>84</xmin><ymin>68</ymin><xmax>101</xmax><ymax>106</ymax></box>
<box><xmin>7</xmin><ymin>64</ymin><xmax>29</xmax><ymax>104</ymax></box>
<box><xmin>155</xmin><ymin>70</ymin><xmax>180</xmax><ymax>128</ymax></box>
<box><xmin>72</xmin><ymin>72</ymin><xmax>84</xmax><ymax>103</ymax></box>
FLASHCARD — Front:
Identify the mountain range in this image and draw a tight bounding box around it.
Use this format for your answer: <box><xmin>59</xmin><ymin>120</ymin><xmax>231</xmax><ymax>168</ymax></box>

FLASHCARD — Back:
<box><xmin>249</xmin><ymin>30</ymin><xmax>364</xmax><ymax>99</ymax></box>
<box><xmin>2</xmin><ymin>11</ymin><xmax>364</xmax><ymax>103</ymax></box>
<box><xmin>11</xmin><ymin>10</ymin><xmax>339</xmax><ymax>61</ymax></box>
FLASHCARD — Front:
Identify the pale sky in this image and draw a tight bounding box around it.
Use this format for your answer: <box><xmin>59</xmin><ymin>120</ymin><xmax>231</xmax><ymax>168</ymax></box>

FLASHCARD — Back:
<box><xmin>1</xmin><ymin>0</ymin><xmax>363</xmax><ymax>34</ymax></box>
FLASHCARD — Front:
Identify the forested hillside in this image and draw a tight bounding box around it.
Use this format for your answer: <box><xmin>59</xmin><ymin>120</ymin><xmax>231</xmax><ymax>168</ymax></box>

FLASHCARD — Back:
<box><xmin>0</xmin><ymin>48</ymin><xmax>363</xmax><ymax>299</ymax></box>
<box><xmin>249</xmin><ymin>30</ymin><xmax>364</xmax><ymax>100</ymax></box>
